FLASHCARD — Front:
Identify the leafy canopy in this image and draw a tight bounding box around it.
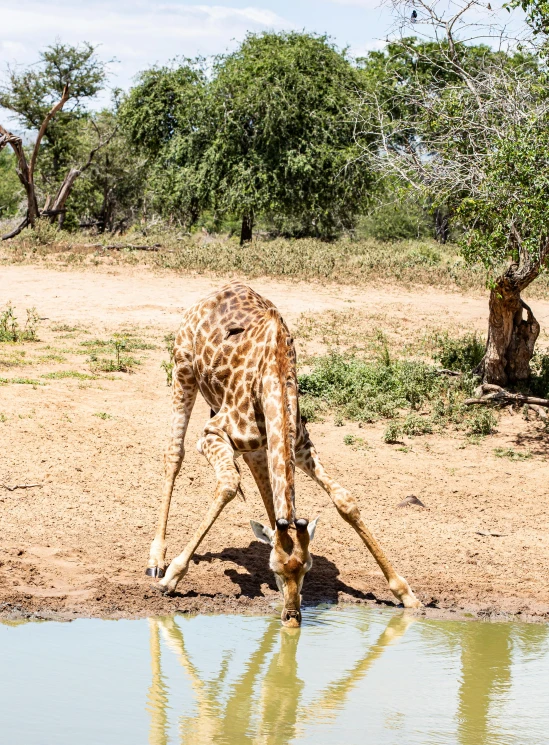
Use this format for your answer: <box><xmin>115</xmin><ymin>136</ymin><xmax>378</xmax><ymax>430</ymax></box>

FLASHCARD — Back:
<box><xmin>121</xmin><ymin>32</ymin><xmax>372</xmax><ymax>237</ymax></box>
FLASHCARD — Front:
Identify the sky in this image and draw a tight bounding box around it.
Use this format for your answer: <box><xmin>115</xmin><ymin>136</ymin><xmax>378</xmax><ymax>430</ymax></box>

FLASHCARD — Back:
<box><xmin>0</xmin><ymin>0</ymin><xmax>524</xmax><ymax>121</ymax></box>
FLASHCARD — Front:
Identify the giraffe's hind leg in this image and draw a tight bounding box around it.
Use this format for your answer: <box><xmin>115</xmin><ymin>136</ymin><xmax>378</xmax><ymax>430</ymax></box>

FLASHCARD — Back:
<box><xmin>296</xmin><ymin>440</ymin><xmax>421</xmax><ymax>609</ymax></box>
<box><xmin>159</xmin><ymin>430</ymin><xmax>240</xmax><ymax>595</ymax></box>
<box><xmin>146</xmin><ymin>357</ymin><xmax>198</xmax><ymax>578</ymax></box>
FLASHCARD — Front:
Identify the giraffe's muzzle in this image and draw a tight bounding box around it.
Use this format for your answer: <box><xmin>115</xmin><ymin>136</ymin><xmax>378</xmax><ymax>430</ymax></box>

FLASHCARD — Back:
<box><xmin>282</xmin><ymin>608</ymin><xmax>302</xmax><ymax>627</ymax></box>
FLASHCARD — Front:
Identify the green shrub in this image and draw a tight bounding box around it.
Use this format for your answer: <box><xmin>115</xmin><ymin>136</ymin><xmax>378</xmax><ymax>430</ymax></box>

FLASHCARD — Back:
<box><xmin>359</xmin><ymin>199</ymin><xmax>433</xmax><ymax>242</ymax></box>
<box><xmin>0</xmin><ymin>303</ymin><xmax>40</xmax><ymax>343</ymax></box>
<box><xmin>298</xmin><ymin>352</ymin><xmax>451</xmax><ymax>423</ymax></box>
<box><xmin>299</xmin><ymin>395</ymin><xmax>324</xmax><ymax>423</ymax></box>
<box><xmin>89</xmin><ymin>336</ymin><xmax>138</xmax><ymax>373</ymax></box>
<box><xmin>529</xmin><ymin>352</ymin><xmax>549</xmax><ymax>398</ymax></box>
<box><xmin>383</xmin><ymin>422</ymin><xmax>402</xmax><ymax>443</ymax></box>
<box><xmin>433</xmin><ymin>332</ymin><xmax>485</xmax><ymax>372</ymax></box>
<box><xmin>467</xmin><ymin>409</ymin><xmax>497</xmax><ymax>436</ymax></box>
<box><xmin>402</xmin><ymin>414</ymin><xmax>433</xmax><ymax>436</ymax></box>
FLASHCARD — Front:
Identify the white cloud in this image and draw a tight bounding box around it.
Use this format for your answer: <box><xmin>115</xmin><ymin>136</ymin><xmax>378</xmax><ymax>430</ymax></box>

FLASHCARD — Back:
<box><xmin>0</xmin><ymin>2</ymin><xmax>292</xmax><ymax>97</ymax></box>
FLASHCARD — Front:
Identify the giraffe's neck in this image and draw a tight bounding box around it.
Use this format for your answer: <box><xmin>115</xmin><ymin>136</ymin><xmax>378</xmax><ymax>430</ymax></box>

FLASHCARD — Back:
<box><xmin>261</xmin><ymin>314</ymin><xmax>298</xmax><ymax>522</ymax></box>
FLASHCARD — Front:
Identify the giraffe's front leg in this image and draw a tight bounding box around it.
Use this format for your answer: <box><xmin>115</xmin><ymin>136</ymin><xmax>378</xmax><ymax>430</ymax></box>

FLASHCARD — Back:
<box><xmin>146</xmin><ymin>358</ymin><xmax>197</xmax><ymax>579</ymax></box>
<box><xmin>296</xmin><ymin>441</ymin><xmax>421</xmax><ymax>609</ymax></box>
<box><xmin>158</xmin><ymin>432</ymin><xmax>240</xmax><ymax>595</ymax></box>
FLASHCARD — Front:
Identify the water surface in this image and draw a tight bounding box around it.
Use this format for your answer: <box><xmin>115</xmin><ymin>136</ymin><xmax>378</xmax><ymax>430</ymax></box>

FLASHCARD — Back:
<box><xmin>1</xmin><ymin>607</ymin><xmax>548</xmax><ymax>745</ymax></box>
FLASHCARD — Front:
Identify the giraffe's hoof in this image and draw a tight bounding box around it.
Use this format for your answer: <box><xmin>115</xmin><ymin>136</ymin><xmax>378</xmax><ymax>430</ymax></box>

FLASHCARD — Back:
<box><xmin>145</xmin><ymin>566</ymin><xmax>165</xmax><ymax>579</ymax></box>
<box><xmin>153</xmin><ymin>583</ymin><xmax>175</xmax><ymax>597</ymax></box>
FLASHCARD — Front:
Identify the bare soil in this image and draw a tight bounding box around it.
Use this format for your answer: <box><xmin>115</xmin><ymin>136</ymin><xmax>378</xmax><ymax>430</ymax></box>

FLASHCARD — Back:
<box><xmin>1</xmin><ymin>264</ymin><xmax>549</xmax><ymax>623</ymax></box>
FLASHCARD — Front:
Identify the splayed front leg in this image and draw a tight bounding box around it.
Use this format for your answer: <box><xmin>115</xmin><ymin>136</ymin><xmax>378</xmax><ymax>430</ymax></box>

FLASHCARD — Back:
<box><xmin>146</xmin><ymin>356</ymin><xmax>197</xmax><ymax>580</ymax></box>
<box><xmin>296</xmin><ymin>441</ymin><xmax>421</xmax><ymax>609</ymax></box>
<box><xmin>158</xmin><ymin>430</ymin><xmax>240</xmax><ymax>596</ymax></box>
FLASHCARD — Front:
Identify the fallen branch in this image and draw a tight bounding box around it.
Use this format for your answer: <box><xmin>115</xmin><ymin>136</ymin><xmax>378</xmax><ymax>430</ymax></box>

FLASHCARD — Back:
<box><xmin>1</xmin><ymin>483</ymin><xmax>43</xmax><ymax>491</ymax></box>
<box><xmin>1</xmin><ymin>216</ymin><xmax>29</xmax><ymax>241</ymax></box>
<box><xmin>464</xmin><ymin>391</ymin><xmax>549</xmax><ymax>408</ymax></box>
<box><xmin>102</xmin><ymin>244</ymin><xmax>162</xmax><ymax>251</ymax></box>
<box><xmin>435</xmin><ymin>369</ymin><xmax>462</xmax><ymax>377</ymax></box>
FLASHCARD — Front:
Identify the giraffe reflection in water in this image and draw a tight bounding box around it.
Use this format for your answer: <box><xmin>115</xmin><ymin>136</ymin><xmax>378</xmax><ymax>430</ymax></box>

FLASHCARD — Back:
<box><xmin>146</xmin><ymin>612</ymin><xmax>415</xmax><ymax>745</ymax></box>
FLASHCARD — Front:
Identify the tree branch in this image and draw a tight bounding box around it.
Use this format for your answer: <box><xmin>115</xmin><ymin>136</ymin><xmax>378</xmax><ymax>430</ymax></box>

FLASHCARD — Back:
<box><xmin>28</xmin><ymin>83</ymin><xmax>69</xmax><ymax>183</ymax></box>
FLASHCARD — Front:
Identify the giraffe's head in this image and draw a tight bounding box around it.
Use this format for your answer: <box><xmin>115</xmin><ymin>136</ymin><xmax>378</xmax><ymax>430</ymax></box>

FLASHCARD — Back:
<box><xmin>251</xmin><ymin>517</ymin><xmax>319</xmax><ymax>627</ymax></box>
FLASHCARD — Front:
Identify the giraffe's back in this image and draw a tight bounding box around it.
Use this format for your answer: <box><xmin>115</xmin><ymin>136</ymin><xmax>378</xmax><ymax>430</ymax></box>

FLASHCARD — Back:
<box><xmin>175</xmin><ymin>282</ymin><xmax>295</xmax><ymax>451</ymax></box>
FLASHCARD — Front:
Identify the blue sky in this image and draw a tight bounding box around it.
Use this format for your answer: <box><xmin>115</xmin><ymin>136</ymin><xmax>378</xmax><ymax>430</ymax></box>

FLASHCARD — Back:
<box><xmin>0</xmin><ymin>0</ymin><xmax>523</xmax><ymax>114</ymax></box>
<box><xmin>0</xmin><ymin>1</ymin><xmax>391</xmax><ymax>95</ymax></box>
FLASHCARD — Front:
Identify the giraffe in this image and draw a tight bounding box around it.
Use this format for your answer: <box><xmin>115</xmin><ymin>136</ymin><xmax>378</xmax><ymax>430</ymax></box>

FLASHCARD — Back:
<box><xmin>146</xmin><ymin>281</ymin><xmax>421</xmax><ymax>624</ymax></box>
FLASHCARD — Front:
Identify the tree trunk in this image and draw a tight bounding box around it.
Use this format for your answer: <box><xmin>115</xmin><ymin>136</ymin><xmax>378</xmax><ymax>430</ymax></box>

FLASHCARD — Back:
<box><xmin>240</xmin><ymin>212</ymin><xmax>253</xmax><ymax>245</ymax></box>
<box><xmin>0</xmin><ymin>125</ymin><xmax>40</xmax><ymax>233</ymax></box>
<box><xmin>475</xmin><ymin>281</ymin><xmax>540</xmax><ymax>386</ymax></box>
<box><xmin>434</xmin><ymin>208</ymin><xmax>450</xmax><ymax>244</ymax></box>
<box><xmin>475</xmin><ymin>237</ymin><xmax>546</xmax><ymax>385</ymax></box>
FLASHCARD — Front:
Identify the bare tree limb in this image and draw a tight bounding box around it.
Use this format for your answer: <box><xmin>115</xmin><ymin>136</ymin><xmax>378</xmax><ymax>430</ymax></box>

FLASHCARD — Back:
<box><xmin>1</xmin><ymin>217</ymin><xmax>29</xmax><ymax>241</ymax></box>
<box><xmin>28</xmin><ymin>84</ymin><xmax>69</xmax><ymax>183</ymax></box>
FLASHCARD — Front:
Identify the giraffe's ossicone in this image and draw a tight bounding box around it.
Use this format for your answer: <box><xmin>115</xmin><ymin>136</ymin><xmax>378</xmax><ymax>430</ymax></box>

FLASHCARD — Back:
<box><xmin>147</xmin><ymin>282</ymin><xmax>421</xmax><ymax>625</ymax></box>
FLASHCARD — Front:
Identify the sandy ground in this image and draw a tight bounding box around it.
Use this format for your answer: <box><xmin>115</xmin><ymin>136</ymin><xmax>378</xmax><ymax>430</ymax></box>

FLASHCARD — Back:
<box><xmin>1</xmin><ymin>264</ymin><xmax>549</xmax><ymax>622</ymax></box>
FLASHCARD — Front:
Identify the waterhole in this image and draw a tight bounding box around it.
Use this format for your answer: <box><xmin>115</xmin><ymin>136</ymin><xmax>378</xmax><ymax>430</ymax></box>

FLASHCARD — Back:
<box><xmin>1</xmin><ymin>606</ymin><xmax>548</xmax><ymax>744</ymax></box>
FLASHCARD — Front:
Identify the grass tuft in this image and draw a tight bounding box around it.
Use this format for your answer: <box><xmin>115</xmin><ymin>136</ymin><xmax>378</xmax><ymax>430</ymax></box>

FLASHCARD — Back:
<box><xmin>494</xmin><ymin>447</ymin><xmax>532</xmax><ymax>460</ymax></box>
<box><xmin>0</xmin><ymin>303</ymin><xmax>40</xmax><ymax>343</ymax></box>
<box><xmin>41</xmin><ymin>371</ymin><xmax>96</xmax><ymax>380</ymax></box>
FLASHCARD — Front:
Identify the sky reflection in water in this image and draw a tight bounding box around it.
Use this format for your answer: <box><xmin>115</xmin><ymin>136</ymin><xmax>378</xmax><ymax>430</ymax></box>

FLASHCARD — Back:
<box><xmin>1</xmin><ymin>606</ymin><xmax>549</xmax><ymax>745</ymax></box>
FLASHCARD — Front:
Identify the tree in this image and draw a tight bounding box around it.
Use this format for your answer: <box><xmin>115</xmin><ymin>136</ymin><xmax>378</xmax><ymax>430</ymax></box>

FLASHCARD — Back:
<box><xmin>118</xmin><ymin>62</ymin><xmax>207</xmax><ymax>228</ymax></box>
<box><xmin>355</xmin><ymin>0</ymin><xmax>548</xmax><ymax>386</ymax></box>
<box><xmin>0</xmin><ymin>42</ymin><xmax>111</xmax><ymax>237</ymax></box>
<box><xmin>68</xmin><ymin>110</ymin><xmax>148</xmax><ymax>233</ymax></box>
<box><xmin>121</xmin><ymin>33</ymin><xmax>372</xmax><ymax>242</ymax></box>
<box><xmin>204</xmin><ymin>32</ymin><xmax>371</xmax><ymax>242</ymax></box>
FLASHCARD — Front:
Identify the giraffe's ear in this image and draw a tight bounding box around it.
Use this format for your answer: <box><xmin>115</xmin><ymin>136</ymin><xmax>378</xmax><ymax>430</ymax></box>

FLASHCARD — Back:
<box><xmin>250</xmin><ymin>520</ymin><xmax>274</xmax><ymax>545</ymax></box>
<box><xmin>308</xmin><ymin>516</ymin><xmax>319</xmax><ymax>542</ymax></box>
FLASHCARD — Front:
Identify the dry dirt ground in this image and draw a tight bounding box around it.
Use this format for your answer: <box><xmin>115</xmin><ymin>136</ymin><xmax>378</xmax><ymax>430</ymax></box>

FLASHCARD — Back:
<box><xmin>1</xmin><ymin>264</ymin><xmax>549</xmax><ymax>623</ymax></box>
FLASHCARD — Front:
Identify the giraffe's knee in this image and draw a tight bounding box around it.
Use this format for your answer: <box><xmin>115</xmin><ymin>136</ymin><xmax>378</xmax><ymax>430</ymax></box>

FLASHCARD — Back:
<box><xmin>218</xmin><ymin>469</ymin><xmax>240</xmax><ymax>504</ymax></box>
<box><xmin>164</xmin><ymin>448</ymin><xmax>185</xmax><ymax>475</ymax></box>
<box><xmin>333</xmin><ymin>489</ymin><xmax>360</xmax><ymax>522</ymax></box>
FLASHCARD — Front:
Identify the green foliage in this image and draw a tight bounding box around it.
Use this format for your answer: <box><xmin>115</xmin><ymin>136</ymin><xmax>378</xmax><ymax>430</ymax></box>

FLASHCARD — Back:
<box><xmin>343</xmin><ymin>434</ymin><xmax>368</xmax><ymax>449</ymax></box>
<box><xmin>467</xmin><ymin>409</ymin><xmax>497</xmax><ymax>436</ymax></box>
<box><xmin>67</xmin><ymin>110</ymin><xmax>148</xmax><ymax>232</ymax></box>
<box><xmin>297</xmin><ymin>342</ymin><xmax>491</xmax><ymax>440</ymax></box>
<box><xmin>121</xmin><ymin>32</ymin><xmax>371</xmax><ymax>237</ymax></box>
<box><xmin>88</xmin><ymin>336</ymin><xmax>138</xmax><ymax>373</ymax></box>
<box><xmin>459</xmin><ymin>120</ymin><xmax>549</xmax><ymax>274</ymax></box>
<box><xmin>494</xmin><ymin>447</ymin><xmax>532</xmax><ymax>460</ymax></box>
<box><xmin>41</xmin><ymin>371</ymin><xmax>95</xmax><ymax>380</ymax></box>
<box><xmin>0</xmin><ymin>149</ymin><xmax>21</xmax><ymax>218</ymax></box>
<box><xmin>0</xmin><ymin>42</ymin><xmax>107</xmax><ymax>188</ymax></box>
<box><xmin>433</xmin><ymin>332</ymin><xmax>485</xmax><ymax>372</ymax></box>
<box><xmin>402</xmin><ymin>414</ymin><xmax>433</xmax><ymax>436</ymax></box>
<box><xmin>119</xmin><ymin>63</ymin><xmax>206</xmax><ymax>157</ymax></box>
<box><xmin>360</xmin><ymin>196</ymin><xmax>433</xmax><ymax>242</ymax></box>
<box><xmin>507</xmin><ymin>0</ymin><xmax>549</xmax><ymax>38</ymax></box>
<box><xmin>383</xmin><ymin>422</ymin><xmax>402</xmax><ymax>443</ymax></box>
<box><xmin>299</xmin><ymin>395</ymin><xmax>324</xmax><ymax>423</ymax></box>
<box><xmin>0</xmin><ymin>304</ymin><xmax>40</xmax><ymax>342</ymax></box>
<box><xmin>298</xmin><ymin>351</ymin><xmax>466</xmax><ymax>423</ymax></box>
<box><xmin>529</xmin><ymin>351</ymin><xmax>549</xmax><ymax>397</ymax></box>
